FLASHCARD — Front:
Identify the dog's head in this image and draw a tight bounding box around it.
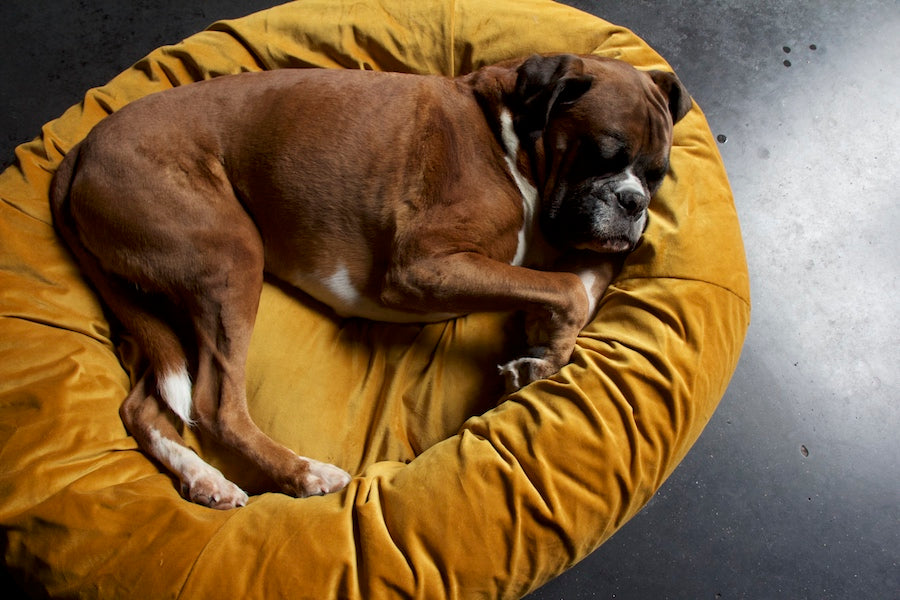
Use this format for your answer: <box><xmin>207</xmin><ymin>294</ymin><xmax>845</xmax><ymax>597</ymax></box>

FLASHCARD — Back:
<box><xmin>510</xmin><ymin>54</ymin><xmax>692</xmax><ymax>253</ymax></box>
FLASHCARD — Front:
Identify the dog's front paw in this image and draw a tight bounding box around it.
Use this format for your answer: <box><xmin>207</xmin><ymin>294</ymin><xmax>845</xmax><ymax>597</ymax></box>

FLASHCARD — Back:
<box><xmin>297</xmin><ymin>457</ymin><xmax>352</xmax><ymax>497</ymax></box>
<box><xmin>499</xmin><ymin>357</ymin><xmax>557</xmax><ymax>394</ymax></box>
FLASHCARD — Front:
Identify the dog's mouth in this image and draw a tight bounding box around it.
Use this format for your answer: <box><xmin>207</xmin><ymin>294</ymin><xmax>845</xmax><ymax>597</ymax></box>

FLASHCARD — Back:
<box><xmin>574</xmin><ymin>236</ymin><xmax>636</xmax><ymax>254</ymax></box>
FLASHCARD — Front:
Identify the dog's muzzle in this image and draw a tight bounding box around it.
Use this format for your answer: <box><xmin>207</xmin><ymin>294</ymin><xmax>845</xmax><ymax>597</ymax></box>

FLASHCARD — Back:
<box><xmin>556</xmin><ymin>177</ymin><xmax>649</xmax><ymax>253</ymax></box>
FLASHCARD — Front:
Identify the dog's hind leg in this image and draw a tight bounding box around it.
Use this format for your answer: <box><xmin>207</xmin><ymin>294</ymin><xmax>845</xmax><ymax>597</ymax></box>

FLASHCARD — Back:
<box><xmin>183</xmin><ymin>220</ymin><xmax>351</xmax><ymax>500</ymax></box>
<box><xmin>55</xmin><ymin>143</ymin><xmax>348</xmax><ymax>505</ymax></box>
<box><xmin>120</xmin><ymin>370</ymin><xmax>249</xmax><ymax>509</ymax></box>
<box><xmin>53</xmin><ymin>177</ymin><xmax>249</xmax><ymax>508</ymax></box>
<box><xmin>103</xmin><ymin>278</ymin><xmax>249</xmax><ymax>508</ymax></box>
<box><xmin>76</xmin><ymin>269</ymin><xmax>249</xmax><ymax>508</ymax></box>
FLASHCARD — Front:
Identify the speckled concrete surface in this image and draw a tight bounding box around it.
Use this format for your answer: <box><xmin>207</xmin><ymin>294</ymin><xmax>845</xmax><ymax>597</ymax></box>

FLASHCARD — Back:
<box><xmin>1</xmin><ymin>2</ymin><xmax>897</xmax><ymax>598</ymax></box>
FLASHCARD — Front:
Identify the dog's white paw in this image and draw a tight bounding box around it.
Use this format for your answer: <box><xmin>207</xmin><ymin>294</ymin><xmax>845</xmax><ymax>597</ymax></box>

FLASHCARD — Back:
<box><xmin>182</xmin><ymin>473</ymin><xmax>249</xmax><ymax>510</ymax></box>
<box><xmin>499</xmin><ymin>356</ymin><xmax>557</xmax><ymax>394</ymax></box>
<box><xmin>152</xmin><ymin>429</ymin><xmax>248</xmax><ymax>509</ymax></box>
<box><xmin>299</xmin><ymin>457</ymin><xmax>352</xmax><ymax>497</ymax></box>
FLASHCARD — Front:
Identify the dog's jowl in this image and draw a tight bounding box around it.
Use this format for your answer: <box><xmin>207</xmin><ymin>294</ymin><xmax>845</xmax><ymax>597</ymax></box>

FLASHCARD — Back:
<box><xmin>50</xmin><ymin>54</ymin><xmax>691</xmax><ymax>508</ymax></box>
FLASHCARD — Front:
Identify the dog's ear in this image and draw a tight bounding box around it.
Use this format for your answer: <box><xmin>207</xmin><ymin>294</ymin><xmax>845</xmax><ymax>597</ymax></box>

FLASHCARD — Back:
<box><xmin>513</xmin><ymin>54</ymin><xmax>594</xmax><ymax>140</ymax></box>
<box><xmin>648</xmin><ymin>70</ymin><xmax>693</xmax><ymax>124</ymax></box>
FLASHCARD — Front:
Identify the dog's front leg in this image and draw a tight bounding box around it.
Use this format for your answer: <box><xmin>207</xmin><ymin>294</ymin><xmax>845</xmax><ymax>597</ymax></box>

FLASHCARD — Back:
<box><xmin>382</xmin><ymin>252</ymin><xmax>594</xmax><ymax>392</ymax></box>
<box><xmin>501</xmin><ymin>253</ymin><xmax>620</xmax><ymax>392</ymax></box>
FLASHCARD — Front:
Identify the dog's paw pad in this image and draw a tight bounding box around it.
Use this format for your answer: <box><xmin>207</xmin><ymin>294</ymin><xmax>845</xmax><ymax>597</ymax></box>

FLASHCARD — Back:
<box><xmin>499</xmin><ymin>357</ymin><xmax>557</xmax><ymax>394</ymax></box>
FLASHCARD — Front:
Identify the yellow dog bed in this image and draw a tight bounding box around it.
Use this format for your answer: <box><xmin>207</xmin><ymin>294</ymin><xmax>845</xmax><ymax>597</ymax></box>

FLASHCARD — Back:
<box><xmin>0</xmin><ymin>0</ymin><xmax>749</xmax><ymax>597</ymax></box>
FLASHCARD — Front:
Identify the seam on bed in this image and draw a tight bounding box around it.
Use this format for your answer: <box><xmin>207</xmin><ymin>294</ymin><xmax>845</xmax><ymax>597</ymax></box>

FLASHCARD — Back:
<box><xmin>613</xmin><ymin>274</ymin><xmax>752</xmax><ymax>310</ymax></box>
<box><xmin>0</xmin><ymin>314</ymin><xmax>114</xmax><ymax>350</ymax></box>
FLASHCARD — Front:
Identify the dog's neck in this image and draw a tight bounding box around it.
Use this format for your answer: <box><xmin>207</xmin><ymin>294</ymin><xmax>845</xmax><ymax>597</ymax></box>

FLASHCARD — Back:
<box><xmin>464</xmin><ymin>67</ymin><xmax>560</xmax><ymax>268</ymax></box>
<box><xmin>465</xmin><ymin>66</ymin><xmax>549</xmax><ymax>202</ymax></box>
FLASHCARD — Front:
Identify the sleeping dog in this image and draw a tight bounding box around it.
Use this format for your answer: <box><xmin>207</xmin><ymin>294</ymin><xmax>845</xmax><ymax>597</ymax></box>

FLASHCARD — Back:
<box><xmin>50</xmin><ymin>54</ymin><xmax>691</xmax><ymax>508</ymax></box>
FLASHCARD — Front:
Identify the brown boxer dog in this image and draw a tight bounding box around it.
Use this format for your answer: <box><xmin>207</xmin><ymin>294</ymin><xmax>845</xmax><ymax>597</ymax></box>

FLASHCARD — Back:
<box><xmin>50</xmin><ymin>54</ymin><xmax>691</xmax><ymax>509</ymax></box>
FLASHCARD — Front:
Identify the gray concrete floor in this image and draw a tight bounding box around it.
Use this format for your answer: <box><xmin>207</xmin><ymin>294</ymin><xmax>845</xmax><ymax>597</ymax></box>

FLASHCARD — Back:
<box><xmin>1</xmin><ymin>1</ymin><xmax>897</xmax><ymax>598</ymax></box>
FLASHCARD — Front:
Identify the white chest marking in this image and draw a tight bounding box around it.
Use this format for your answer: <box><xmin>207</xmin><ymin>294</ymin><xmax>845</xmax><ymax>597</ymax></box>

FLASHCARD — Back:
<box><xmin>500</xmin><ymin>109</ymin><xmax>539</xmax><ymax>267</ymax></box>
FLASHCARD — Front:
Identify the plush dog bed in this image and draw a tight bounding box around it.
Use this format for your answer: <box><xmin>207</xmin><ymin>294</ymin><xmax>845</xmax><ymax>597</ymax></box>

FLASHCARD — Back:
<box><xmin>0</xmin><ymin>0</ymin><xmax>749</xmax><ymax>597</ymax></box>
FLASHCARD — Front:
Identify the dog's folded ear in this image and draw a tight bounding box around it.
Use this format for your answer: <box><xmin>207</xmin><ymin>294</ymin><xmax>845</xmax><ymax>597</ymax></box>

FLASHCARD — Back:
<box><xmin>648</xmin><ymin>70</ymin><xmax>693</xmax><ymax>125</ymax></box>
<box><xmin>513</xmin><ymin>54</ymin><xmax>594</xmax><ymax>141</ymax></box>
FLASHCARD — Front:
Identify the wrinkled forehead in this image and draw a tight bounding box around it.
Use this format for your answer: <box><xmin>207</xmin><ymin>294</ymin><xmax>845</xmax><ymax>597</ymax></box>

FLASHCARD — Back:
<box><xmin>572</xmin><ymin>69</ymin><xmax>675</xmax><ymax>155</ymax></box>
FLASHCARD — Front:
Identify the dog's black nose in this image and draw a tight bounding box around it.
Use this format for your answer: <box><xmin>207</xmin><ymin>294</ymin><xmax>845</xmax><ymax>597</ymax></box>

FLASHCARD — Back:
<box><xmin>617</xmin><ymin>191</ymin><xmax>647</xmax><ymax>217</ymax></box>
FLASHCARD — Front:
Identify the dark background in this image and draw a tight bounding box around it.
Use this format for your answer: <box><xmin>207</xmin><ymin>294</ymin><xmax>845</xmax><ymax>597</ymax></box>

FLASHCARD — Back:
<box><xmin>2</xmin><ymin>1</ymin><xmax>897</xmax><ymax>598</ymax></box>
